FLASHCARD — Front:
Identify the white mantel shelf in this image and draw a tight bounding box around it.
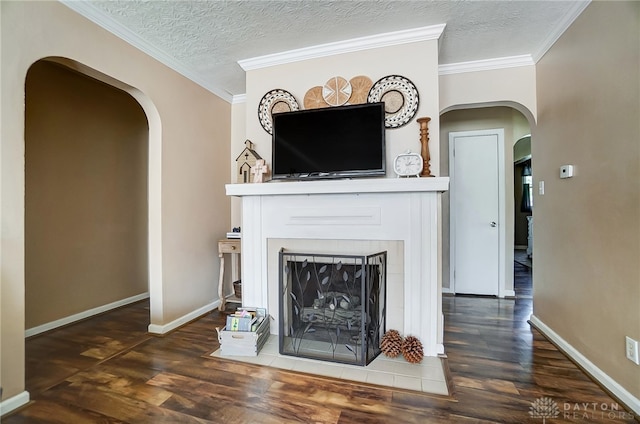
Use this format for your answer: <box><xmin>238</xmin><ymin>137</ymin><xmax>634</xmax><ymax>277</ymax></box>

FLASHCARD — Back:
<box><xmin>226</xmin><ymin>177</ymin><xmax>449</xmax><ymax>196</ymax></box>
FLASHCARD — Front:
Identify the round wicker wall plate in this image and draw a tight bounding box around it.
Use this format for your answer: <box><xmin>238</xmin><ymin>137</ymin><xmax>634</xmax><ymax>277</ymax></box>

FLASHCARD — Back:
<box><xmin>322</xmin><ymin>76</ymin><xmax>352</xmax><ymax>106</ymax></box>
<box><xmin>258</xmin><ymin>89</ymin><xmax>300</xmax><ymax>134</ymax></box>
<box><xmin>304</xmin><ymin>86</ymin><xmax>328</xmax><ymax>109</ymax></box>
<box><xmin>349</xmin><ymin>75</ymin><xmax>373</xmax><ymax>104</ymax></box>
<box><xmin>367</xmin><ymin>75</ymin><xmax>419</xmax><ymax>128</ymax></box>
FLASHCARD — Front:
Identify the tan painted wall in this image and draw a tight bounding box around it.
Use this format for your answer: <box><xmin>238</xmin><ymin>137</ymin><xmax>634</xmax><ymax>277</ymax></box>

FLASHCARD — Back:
<box><xmin>230</xmin><ymin>101</ymin><xmax>246</xmax><ymax>228</ymax></box>
<box><xmin>439</xmin><ymin>65</ymin><xmax>537</xmax><ymax>122</ymax></box>
<box><xmin>533</xmin><ymin>1</ymin><xmax>640</xmax><ymax>399</ymax></box>
<box><xmin>1</xmin><ymin>1</ymin><xmax>230</xmax><ymax>401</ymax></box>
<box><xmin>25</xmin><ymin>61</ymin><xmax>149</xmax><ymax>329</ymax></box>
<box><xmin>439</xmin><ymin>107</ymin><xmax>530</xmax><ymax>291</ymax></box>
<box><xmin>244</xmin><ymin>40</ymin><xmax>441</xmax><ymax>178</ymax></box>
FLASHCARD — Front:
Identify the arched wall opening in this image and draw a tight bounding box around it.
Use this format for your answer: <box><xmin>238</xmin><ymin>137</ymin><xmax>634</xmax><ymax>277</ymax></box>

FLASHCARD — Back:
<box><xmin>24</xmin><ymin>57</ymin><xmax>163</xmax><ymax>334</ymax></box>
<box><xmin>439</xmin><ymin>101</ymin><xmax>535</xmax><ymax>297</ymax></box>
<box><xmin>513</xmin><ymin>135</ymin><xmax>533</xmax><ymax>256</ymax></box>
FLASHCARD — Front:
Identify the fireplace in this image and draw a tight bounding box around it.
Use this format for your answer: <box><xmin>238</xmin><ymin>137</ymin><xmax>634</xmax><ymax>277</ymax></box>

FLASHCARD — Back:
<box><xmin>278</xmin><ymin>250</ymin><xmax>387</xmax><ymax>366</ymax></box>
<box><xmin>226</xmin><ymin>177</ymin><xmax>449</xmax><ymax>357</ymax></box>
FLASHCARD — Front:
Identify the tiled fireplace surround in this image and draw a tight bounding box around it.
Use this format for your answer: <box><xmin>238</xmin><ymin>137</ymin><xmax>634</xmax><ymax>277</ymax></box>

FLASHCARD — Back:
<box><xmin>226</xmin><ymin>177</ymin><xmax>449</xmax><ymax>357</ymax></box>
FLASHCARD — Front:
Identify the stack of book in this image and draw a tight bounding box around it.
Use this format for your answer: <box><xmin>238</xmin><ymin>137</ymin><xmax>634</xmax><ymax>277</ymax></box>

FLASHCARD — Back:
<box><xmin>218</xmin><ymin>307</ymin><xmax>270</xmax><ymax>357</ymax></box>
<box><xmin>225</xmin><ymin>307</ymin><xmax>266</xmax><ymax>332</ymax></box>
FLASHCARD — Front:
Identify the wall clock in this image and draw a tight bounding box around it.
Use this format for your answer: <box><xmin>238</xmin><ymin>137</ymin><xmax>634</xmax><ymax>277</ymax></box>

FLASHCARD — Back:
<box><xmin>393</xmin><ymin>151</ymin><xmax>423</xmax><ymax>177</ymax></box>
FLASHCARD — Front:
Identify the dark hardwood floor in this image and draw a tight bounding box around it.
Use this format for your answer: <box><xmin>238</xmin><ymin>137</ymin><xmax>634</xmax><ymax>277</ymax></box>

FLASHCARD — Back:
<box><xmin>4</xmin><ymin>263</ymin><xmax>637</xmax><ymax>423</ymax></box>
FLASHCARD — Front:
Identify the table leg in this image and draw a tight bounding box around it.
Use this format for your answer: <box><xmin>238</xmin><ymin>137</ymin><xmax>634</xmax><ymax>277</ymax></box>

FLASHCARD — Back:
<box><xmin>218</xmin><ymin>253</ymin><xmax>225</xmax><ymax>312</ymax></box>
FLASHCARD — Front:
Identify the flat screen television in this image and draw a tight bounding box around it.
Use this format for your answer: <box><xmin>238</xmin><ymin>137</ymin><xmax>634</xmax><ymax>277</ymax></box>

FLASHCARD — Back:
<box><xmin>271</xmin><ymin>102</ymin><xmax>386</xmax><ymax>180</ymax></box>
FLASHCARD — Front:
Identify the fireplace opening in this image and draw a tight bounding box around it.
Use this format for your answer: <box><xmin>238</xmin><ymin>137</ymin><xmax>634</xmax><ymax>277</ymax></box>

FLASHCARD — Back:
<box><xmin>278</xmin><ymin>249</ymin><xmax>387</xmax><ymax>366</ymax></box>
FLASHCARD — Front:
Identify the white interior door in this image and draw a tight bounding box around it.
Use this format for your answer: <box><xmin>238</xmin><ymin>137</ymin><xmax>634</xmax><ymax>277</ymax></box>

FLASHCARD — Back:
<box><xmin>450</xmin><ymin>129</ymin><xmax>503</xmax><ymax>296</ymax></box>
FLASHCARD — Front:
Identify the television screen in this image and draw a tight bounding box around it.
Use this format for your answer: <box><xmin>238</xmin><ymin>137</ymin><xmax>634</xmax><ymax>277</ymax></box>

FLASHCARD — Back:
<box><xmin>271</xmin><ymin>102</ymin><xmax>386</xmax><ymax>180</ymax></box>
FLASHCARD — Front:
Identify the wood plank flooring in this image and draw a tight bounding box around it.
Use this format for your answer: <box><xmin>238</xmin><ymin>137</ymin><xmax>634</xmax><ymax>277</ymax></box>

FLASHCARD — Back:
<box><xmin>4</xmin><ymin>263</ymin><xmax>637</xmax><ymax>423</ymax></box>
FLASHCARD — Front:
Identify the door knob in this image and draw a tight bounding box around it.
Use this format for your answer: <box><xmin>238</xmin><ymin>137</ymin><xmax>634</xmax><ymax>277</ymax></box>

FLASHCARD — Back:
<box><xmin>490</xmin><ymin>221</ymin><xmax>497</xmax><ymax>227</ymax></box>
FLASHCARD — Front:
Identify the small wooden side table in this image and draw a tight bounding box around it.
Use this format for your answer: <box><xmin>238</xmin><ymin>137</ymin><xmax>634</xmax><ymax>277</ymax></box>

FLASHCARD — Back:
<box><xmin>218</xmin><ymin>239</ymin><xmax>241</xmax><ymax>312</ymax></box>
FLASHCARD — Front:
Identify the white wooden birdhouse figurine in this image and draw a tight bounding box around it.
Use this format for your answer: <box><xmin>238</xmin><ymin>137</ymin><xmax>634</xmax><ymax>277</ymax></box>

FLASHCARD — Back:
<box><xmin>236</xmin><ymin>140</ymin><xmax>263</xmax><ymax>183</ymax></box>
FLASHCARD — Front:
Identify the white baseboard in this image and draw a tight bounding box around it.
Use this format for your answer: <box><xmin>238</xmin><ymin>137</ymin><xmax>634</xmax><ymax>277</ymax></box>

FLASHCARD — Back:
<box><xmin>0</xmin><ymin>391</ymin><xmax>29</xmax><ymax>417</ymax></box>
<box><xmin>499</xmin><ymin>289</ymin><xmax>516</xmax><ymax>298</ymax></box>
<box><xmin>530</xmin><ymin>315</ymin><xmax>640</xmax><ymax>416</ymax></box>
<box><xmin>25</xmin><ymin>293</ymin><xmax>150</xmax><ymax>338</ymax></box>
<box><xmin>148</xmin><ymin>300</ymin><xmax>220</xmax><ymax>334</ymax></box>
<box><xmin>441</xmin><ymin>287</ymin><xmax>514</xmax><ymax>298</ymax></box>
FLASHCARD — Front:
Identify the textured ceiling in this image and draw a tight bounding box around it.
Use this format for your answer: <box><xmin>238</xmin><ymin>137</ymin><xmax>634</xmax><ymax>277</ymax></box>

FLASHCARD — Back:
<box><xmin>64</xmin><ymin>1</ymin><xmax>589</xmax><ymax>101</ymax></box>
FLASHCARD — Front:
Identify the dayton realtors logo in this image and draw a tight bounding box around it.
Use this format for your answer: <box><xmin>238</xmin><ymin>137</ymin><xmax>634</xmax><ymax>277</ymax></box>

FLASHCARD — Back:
<box><xmin>529</xmin><ymin>396</ymin><xmax>635</xmax><ymax>421</ymax></box>
<box><xmin>529</xmin><ymin>397</ymin><xmax>560</xmax><ymax>423</ymax></box>
<box><xmin>562</xmin><ymin>401</ymin><xmax>635</xmax><ymax>421</ymax></box>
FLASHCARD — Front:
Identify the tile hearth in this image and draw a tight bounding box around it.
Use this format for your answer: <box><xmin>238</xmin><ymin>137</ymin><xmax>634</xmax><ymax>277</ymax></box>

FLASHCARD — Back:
<box><xmin>210</xmin><ymin>335</ymin><xmax>449</xmax><ymax>396</ymax></box>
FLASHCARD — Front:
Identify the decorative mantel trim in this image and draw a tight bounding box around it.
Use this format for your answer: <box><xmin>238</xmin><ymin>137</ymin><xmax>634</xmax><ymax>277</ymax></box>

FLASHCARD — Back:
<box><xmin>238</xmin><ymin>24</ymin><xmax>447</xmax><ymax>71</ymax></box>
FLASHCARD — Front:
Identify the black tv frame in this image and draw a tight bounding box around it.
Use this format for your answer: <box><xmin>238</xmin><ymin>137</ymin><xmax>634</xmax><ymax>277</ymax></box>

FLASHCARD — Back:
<box><xmin>271</xmin><ymin>102</ymin><xmax>386</xmax><ymax>181</ymax></box>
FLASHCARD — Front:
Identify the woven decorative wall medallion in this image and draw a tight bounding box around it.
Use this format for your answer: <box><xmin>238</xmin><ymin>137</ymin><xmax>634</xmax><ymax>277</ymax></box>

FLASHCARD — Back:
<box><xmin>348</xmin><ymin>75</ymin><xmax>373</xmax><ymax>105</ymax></box>
<box><xmin>322</xmin><ymin>76</ymin><xmax>352</xmax><ymax>106</ymax></box>
<box><xmin>367</xmin><ymin>75</ymin><xmax>419</xmax><ymax>128</ymax></box>
<box><xmin>258</xmin><ymin>89</ymin><xmax>299</xmax><ymax>134</ymax></box>
<box><xmin>303</xmin><ymin>86</ymin><xmax>329</xmax><ymax>109</ymax></box>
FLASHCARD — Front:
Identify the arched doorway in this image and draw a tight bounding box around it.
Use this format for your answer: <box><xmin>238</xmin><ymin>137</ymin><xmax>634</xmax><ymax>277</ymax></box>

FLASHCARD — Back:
<box><xmin>439</xmin><ymin>105</ymin><xmax>534</xmax><ymax>297</ymax></box>
<box><xmin>513</xmin><ymin>136</ymin><xmax>533</xmax><ymax>253</ymax></box>
<box><xmin>24</xmin><ymin>57</ymin><xmax>162</xmax><ymax>334</ymax></box>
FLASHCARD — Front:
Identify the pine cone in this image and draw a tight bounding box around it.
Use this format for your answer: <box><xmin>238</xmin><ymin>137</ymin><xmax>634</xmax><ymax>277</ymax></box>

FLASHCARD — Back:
<box><xmin>401</xmin><ymin>335</ymin><xmax>424</xmax><ymax>364</ymax></box>
<box><xmin>380</xmin><ymin>329</ymin><xmax>403</xmax><ymax>358</ymax></box>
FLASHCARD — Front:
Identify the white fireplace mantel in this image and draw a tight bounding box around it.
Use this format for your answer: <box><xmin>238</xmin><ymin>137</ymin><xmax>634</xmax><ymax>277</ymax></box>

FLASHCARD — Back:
<box><xmin>226</xmin><ymin>177</ymin><xmax>449</xmax><ymax>196</ymax></box>
<box><xmin>226</xmin><ymin>177</ymin><xmax>449</xmax><ymax>356</ymax></box>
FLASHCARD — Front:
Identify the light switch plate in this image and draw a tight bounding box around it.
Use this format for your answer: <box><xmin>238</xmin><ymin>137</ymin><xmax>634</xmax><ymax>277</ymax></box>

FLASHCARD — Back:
<box><xmin>626</xmin><ymin>336</ymin><xmax>639</xmax><ymax>365</ymax></box>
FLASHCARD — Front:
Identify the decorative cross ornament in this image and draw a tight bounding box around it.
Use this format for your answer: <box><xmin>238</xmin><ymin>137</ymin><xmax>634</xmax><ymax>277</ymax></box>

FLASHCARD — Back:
<box><xmin>251</xmin><ymin>159</ymin><xmax>268</xmax><ymax>183</ymax></box>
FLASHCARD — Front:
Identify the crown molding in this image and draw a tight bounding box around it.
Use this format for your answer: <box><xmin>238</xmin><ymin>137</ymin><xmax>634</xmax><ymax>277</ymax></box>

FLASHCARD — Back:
<box><xmin>59</xmin><ymin>0</ymin><xmax>234</xmax><ymax>103</ymax></box>
<box><xmin>232</xmin><ymin>53</ymin><xmax>535</xmax><ymax>100</ymax></box>
<box><xmin>438</xmin><ymin>55</ymin><xmax>535</xmax><ymax>75</ymax></box>
<box><xmin>238</xmin><ymin>24</ymin><xmax>446</xmax><ymax>71</ymax></box>
<box><xmin>232</xmin><ymin>94</ymin><xmax>247</xmax><ymax>105</ymax></box>
<box><xmin>533</xmin><ymin>0</ymin><xmax>591</xmax><ymax>62</ymax></box>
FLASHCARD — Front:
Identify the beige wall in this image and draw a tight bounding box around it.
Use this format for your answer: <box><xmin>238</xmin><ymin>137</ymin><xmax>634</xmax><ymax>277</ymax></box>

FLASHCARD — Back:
<box><xmin>1</xmin><ymin>1</ymin><xmax>231</xmax><ymax>401</ymax></box>
<box><xmin>439</xmin><ymin>107</ymin><xmax>531</xmax><ymax>291</ymax></box>
<box><xmin>244</xmin><ymin>40</ymin><xmax>441</xmax><ymax>178</ymax></box>
<box><xmin>25</xmin><ymin>61</ymin><xmax>149</xmax><ymax>328</ymax></box>
<box><xmin>533</xmin><ymin>1</ymin><xmax>639</xmax><ymax>399</ymax></box>
<box><xmin>230</xmin><ymin>101</ymin><xmax>247</xmax><ymax>228</ymax></box>
<box><xmin>439</xmin><ymin>65</ymin><xmax>537</xmax><ymax>123</ymax></box>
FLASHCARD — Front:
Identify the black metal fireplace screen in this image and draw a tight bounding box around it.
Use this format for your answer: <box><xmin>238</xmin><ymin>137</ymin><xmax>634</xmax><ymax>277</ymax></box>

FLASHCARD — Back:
<box><xmin>278</xmin><ymin>249</ymin><xmax>387</xmax><ymax>366</ymax></box>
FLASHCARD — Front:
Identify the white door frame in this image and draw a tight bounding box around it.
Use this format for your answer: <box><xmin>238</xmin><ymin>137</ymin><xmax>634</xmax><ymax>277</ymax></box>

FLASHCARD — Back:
<box><xmin>449</xmin><ymin>128</ymin><xmax>507</xmax><ymax>297</ymax></box>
